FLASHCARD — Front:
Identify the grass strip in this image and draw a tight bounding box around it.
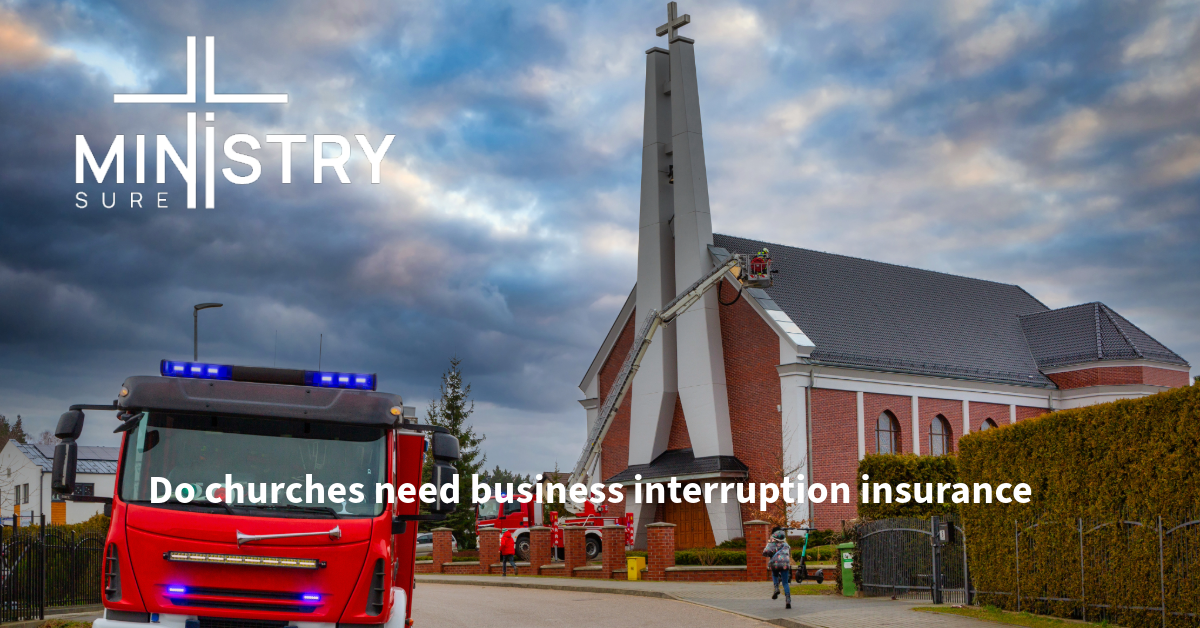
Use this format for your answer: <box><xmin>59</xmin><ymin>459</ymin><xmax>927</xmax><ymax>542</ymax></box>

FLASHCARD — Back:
<box><xmin>914</xmin><ymin>605</ymin><xmax>1112</xmax><ymax>627</ymax></box>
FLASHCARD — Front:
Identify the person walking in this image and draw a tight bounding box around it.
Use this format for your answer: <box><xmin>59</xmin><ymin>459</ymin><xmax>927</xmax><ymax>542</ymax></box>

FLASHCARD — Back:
<box><xmin>499</xmin><ymin>528</ymin><xmax>517</xmax><ymax>577</ymax></box>
<box><xmin>763</xmin><ymin>528</ymin><xmax>792</xmax><ymax>609</ymax></box>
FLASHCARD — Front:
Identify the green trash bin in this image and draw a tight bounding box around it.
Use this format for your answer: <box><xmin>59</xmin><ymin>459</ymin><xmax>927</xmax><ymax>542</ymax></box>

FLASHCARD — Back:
<box><xmin>838</xmin><ymin>542</ymin><xmax>856</xmax><ymax>596</ymax></box>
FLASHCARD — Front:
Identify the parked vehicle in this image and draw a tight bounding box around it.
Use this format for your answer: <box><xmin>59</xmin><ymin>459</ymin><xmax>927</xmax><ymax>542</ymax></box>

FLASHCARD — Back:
<box><xmin>475</xmin><ymin>497</ymin><xmax>630</xmax><ymax>561</ymax></box>
<box><xmin>415</xmin><ymin>532</ymin><xmax>457</xmax><ymax>556</ymax></box>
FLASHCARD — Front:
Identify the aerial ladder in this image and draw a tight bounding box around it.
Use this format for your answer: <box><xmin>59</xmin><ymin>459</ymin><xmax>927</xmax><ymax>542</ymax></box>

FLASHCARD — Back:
<box><xmin>568</xmin><ymin>250</ymin><xmax>773</xmax><ymax>500</ymax></box>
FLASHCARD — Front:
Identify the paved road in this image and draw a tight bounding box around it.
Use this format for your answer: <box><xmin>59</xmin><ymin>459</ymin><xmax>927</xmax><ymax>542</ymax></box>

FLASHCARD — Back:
<box><xmin>415</xmin><ymin>575</ymin><xmax>991</xmax><ymax>628</ymax></box>
<box><xmin>412</xmin><ymin>582</ymin><xmax>772</xmax><ymax>628</ymax></box>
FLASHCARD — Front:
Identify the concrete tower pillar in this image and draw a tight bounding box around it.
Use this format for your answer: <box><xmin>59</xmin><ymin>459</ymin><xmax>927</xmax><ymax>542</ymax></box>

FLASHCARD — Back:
<box><xmin>665</xmin><ymin>20</ymin><xmax>740</xmax><ymax>545</ymax></box>
<box><xmin>629</xmin><ymin>47</ymin><xmax>678</xmax><ymax>469</ymax></box>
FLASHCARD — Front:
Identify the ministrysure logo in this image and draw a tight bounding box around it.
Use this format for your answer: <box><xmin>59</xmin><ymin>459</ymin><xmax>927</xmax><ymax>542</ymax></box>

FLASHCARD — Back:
<box><xmin>75</xmin><ymin>36</ymin><xmax>394</xmax><ymax>209</ymax></box>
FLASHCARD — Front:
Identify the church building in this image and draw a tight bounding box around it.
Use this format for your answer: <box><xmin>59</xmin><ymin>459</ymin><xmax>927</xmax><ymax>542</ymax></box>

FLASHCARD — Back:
<box><xmin>574</xmin><ymin>3</ymin><xmax>1192</xmax><ymax>550</ymax></box>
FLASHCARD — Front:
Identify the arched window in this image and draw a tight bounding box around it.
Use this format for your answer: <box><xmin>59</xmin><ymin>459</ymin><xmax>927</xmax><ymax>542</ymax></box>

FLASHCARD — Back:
<box><xmin>930</xmin><ymin>415</ymin><xmax>952</xmax><ymax>455</ymax></box>
<box><xmin>876</xmin><ymin>411</ymin><xmax>901</xmax><ymax>454</ymax></box>
<box><xmin>981</xmin><ymin>418</ymin><xmax>998</xmax><ymax>431</ymax></box>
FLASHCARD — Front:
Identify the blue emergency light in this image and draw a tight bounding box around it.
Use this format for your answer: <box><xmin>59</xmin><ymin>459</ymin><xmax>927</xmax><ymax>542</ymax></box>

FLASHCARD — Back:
<box><xmin>159</xmin><ymin>360</ymin><xmax>376</xmax><ymax>391</ymax></box>
<box><xmin>161</xmin><ymin>361</ymin><xmax>232</xmax><ymax>380</ymax></box>
<box><xmin>305</xmin><ymin>371</ymin><xmax>375</xmax><ymax>390</ymax></box>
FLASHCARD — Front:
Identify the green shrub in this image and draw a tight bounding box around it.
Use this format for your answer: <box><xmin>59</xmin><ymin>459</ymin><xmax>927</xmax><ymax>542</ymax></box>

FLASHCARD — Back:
<box><xmin>674</xmin><ymin>549</ymin><xmax>746</xmax><ymax>566</ymax></box>
<box><xmin>716</xmin><ymin>536</ymin><xmax>745</xmax><ymax>549</ymax></box>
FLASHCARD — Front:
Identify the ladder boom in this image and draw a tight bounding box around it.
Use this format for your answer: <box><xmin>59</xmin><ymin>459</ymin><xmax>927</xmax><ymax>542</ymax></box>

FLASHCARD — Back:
<box><xmin>569</xmin><ymin>256</ymin><xmax>739</xmax><ymax>488</ymax></box>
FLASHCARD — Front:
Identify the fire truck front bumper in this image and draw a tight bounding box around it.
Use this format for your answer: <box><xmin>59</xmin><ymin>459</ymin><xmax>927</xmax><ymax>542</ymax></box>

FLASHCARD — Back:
<box><xmin>95</xmin><ymin>593</ymin><xmax>409</xmax><ymax>628</ymax></box>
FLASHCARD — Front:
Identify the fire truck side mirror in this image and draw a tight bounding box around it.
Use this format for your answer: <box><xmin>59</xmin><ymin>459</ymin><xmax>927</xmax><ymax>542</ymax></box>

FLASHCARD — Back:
<box><xmin>429</xmin><ymin>462</ymin><xmax>457</xmax><ymax>515</ymax></box>
<box><xmin>52</xmin><ymin>440</ymin><xmax>78</xmax><ymax>495</ymax></box>
<box><xmin>55</xmin><ymin>410</ymin><xmax>85</xmax><ymax>440</ymax></box>
<box><xmin>431</xmin><ymin>432</ymin><xmax>460</xmax><ymax>461</ymax></box>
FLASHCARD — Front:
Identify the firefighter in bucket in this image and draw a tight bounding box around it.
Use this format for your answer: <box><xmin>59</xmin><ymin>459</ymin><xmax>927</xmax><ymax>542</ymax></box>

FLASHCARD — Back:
<box><xmin>740</xmin><ymin>248</ymin><xmax>773</xmax><ymax>289</ymax></box>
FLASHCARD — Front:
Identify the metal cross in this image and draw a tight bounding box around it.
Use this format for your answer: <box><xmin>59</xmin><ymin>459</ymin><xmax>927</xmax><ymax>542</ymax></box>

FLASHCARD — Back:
<box><xmin>656</xmin><ymin>1</ymin><xmax>691</xmax><ymax>41</ymax></box>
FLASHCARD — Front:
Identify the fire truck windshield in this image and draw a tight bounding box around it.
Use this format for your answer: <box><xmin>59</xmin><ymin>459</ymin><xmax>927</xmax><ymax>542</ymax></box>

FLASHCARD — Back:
<box><xmin>119</xmin><ymin>411</ymin><xmax>387</xmax><ymax>517</ymax></box>
<box><xmin>477</xmin><ymin>498</ymin><xmax>499</xmax><ymax>521</ymax></box>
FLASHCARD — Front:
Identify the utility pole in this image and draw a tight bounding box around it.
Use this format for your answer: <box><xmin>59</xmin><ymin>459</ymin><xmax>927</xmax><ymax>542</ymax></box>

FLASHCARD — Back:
<box><xmin>193</xmin><ymin>303</ymin><xmax>223</xmax><ymax>360</ymax></box>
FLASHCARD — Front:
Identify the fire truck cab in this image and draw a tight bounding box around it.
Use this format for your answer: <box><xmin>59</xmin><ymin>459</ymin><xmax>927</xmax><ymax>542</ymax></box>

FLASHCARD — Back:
<box><xmin>50</xmin><ymin>361</ymin><xmax>460</xmax><ymax>628</ymax></box>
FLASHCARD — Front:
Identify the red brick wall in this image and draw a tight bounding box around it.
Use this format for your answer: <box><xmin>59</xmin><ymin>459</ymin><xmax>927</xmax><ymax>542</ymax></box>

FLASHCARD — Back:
<box><xmin>1047</xmin><ymin>366</ymin><xmax>1189</xmax><ymax>389</ymax></box>
<box><xmin>1144</xmin><ymin>367</ymin><xmax>1189</xmax><ymax>388</ymax></box>
<box><xmin>598</xmin><ymin>312</ymin><xmax>636</xmax><ymax>493</ymax></box>
<box><xmin>718</xmin><ymin>287</ymin><xmax>784</xmax><ymax>526</ymax></box>
<box><xmin>919</xmin><ymin>397</ymin><xmax>962</xmax><ymax>453</ymax></box>
<box><xmin>666</xmin><ymin>397</ymin><xmax>691</xmax><ymax>449</ymax></box>
<box><xmin>1016</xmin><ymin>406</ymin><xmax>1046</xmax><ymax>422</ymax></box>
<box><xmin>969</xmin><ymin>401</ymin><xmax>1009</xmax><ymax>432</ymax></box>
<box><xmin>810</xmin><ymin>388</ymin><xmax>857</xmax><ymax>529</ymax></box>
<box><xmin>863</xmin><ymin>393</ymin><xmax>912</xmax><ymax>455</ymax></box>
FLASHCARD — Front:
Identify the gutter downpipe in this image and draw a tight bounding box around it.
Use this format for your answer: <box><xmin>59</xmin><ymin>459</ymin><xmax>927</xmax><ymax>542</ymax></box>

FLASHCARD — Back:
<box><xmin>807</xmin><ymin>366</ymin><xmax>815</xmax><ymax>526</ymax></box>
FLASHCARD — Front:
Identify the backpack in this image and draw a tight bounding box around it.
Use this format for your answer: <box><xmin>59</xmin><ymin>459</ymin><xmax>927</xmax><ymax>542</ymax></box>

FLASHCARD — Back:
<box><xmin>765</xmin><ymin>540</ymin><xmax>791</xmax><ymax>569</ymax></box>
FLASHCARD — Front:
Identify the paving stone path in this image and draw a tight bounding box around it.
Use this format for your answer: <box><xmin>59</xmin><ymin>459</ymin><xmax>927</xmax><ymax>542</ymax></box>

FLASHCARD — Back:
<box><xmin>416</xmin><ymin>574</ymin><xmax>989</xmax><ymax>628</ymax></box>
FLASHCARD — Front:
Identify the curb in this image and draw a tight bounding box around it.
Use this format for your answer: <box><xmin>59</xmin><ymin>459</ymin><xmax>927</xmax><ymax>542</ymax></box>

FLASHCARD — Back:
<box><xmin>1</xmin><ymin>607</ymin><xmax>105</xmax><ymax>628</ymax></box>
<box><xmin>416</xmin><ymin>576</ymin><xmax>823</xmax><ymax>628</ymax></box>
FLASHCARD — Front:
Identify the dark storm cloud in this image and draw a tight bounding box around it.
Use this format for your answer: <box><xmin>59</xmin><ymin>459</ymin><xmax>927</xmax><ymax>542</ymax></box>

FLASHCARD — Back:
<box><xmin>1</xmin><ymin>0</ymin><xmax>1196</xmax><ymax>474</ymax></box>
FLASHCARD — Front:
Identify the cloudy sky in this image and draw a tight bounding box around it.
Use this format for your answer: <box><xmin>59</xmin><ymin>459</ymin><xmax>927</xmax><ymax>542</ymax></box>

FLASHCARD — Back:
<box><xmin>1</xmin><ymin>0</ymin><xmax>1196</xmax><ymax>475</ymax></box>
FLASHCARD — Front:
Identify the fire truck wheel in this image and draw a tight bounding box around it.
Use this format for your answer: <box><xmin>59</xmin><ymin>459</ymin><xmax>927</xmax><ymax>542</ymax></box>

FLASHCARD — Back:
<box><xmin>585</xmin><ymin>536</ymin><xmax>602</xmax><ymax>560</ymax></box>
<box><xmin>515</xmin><ymin>534</ymin><xmax>531</xmax><ymax>561</ymax></box>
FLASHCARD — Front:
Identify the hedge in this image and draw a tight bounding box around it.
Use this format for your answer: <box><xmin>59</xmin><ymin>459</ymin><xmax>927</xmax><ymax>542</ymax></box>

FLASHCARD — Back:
<box><xmin>857</xmin><ymin>454</ymin><xmax>959</xmax><ymax>519</ymax></box>
<box><xmin>959</xmin><ymin>385</ymin><xmax>1200</xmax><ymax>627</ymax></box>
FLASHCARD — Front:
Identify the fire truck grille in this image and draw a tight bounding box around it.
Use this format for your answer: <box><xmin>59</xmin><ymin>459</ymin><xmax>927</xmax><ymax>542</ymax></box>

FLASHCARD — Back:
<box><xmin>198</xmin><ymin>618</ymin><xmax>290</xmax><ymax>628</ymax></box>
<box><xmin>172</xmin><ymin>598</ymin><xmax>316</xmax><ymax>613</ymax></box>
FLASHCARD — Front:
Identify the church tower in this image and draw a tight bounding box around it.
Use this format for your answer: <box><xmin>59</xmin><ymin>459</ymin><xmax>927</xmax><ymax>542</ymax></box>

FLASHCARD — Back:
<box><xmin>629</xmin><ymin>2</ymin><xmax>742</xmax><ymax>545</ymax></box>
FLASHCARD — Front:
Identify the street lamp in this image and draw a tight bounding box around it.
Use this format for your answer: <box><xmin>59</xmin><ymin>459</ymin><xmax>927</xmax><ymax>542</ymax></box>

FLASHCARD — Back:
<box><xmin>193</xmin><ymin>303</ymin><xmax>223</xmax><ymax>361</ymax></box>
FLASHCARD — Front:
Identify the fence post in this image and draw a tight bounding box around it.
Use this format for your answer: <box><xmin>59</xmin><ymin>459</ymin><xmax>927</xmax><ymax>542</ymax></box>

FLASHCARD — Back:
<box><xmin>1078</xmin><ymin>518</ymin><xmax>1086</xmax><ymax>623</ymax></box>
<box><xmin>930</xmin><ymin>516</ymin><xmax>943</xmax><ymax>604</ymax></box>
<box><xmin>961</xmin><ymin>519</ymin><xmax>971</xmax><ymax>606</ymax></box>
<box><xmin>1014</xmin><ymin>520</ymin><xmax>1020</xmax><ymax>613</ymax></box>
<box><xmin>38</xmin><ymin>513</ymin><xmax>45</xmax><ymax>620</ymax></box>
<box><xmin>1158</xmin><ymin>516</ymin><xmax>1165</xmax><ymax>628</ymax></box>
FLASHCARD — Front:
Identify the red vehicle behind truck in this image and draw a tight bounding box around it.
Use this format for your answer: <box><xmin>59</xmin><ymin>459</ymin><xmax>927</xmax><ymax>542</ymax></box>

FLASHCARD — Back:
<box><xmin>50</xmin><ymin>361</ymin><xmax>461</xmax><ymax>628</ymax></box>
<box><xmin>475</xmin><ymin>497</ymin><xmax>631</xmax><ymax>561</ymax></box>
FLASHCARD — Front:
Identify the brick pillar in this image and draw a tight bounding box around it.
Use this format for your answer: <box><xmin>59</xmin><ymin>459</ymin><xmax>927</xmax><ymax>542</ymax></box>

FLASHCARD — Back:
<box><xmin>478</xmin><ymin>527</ymin><xmax>500</xmax><ymax>571</ymax></box>
<box><xmin>529</xmin><ymin>526</ymin><xmax>552</xmax><ymax>574</ymax></box>
<box><xmin>602</xmin><ymin>525</ymin><xmax>627</xmax><ymax>579</ymax></box>
<box><xmin>744</xmin><ymin>520</ymin><xmax>770</xmax><ymax>581</ymax></box>
<box><xmin>563</xmin><ymin>525</ymin><xmax>586</xmax><ymax>576</ymax></box>
<box><xmin>646</xmin><ymin>522</ymin><xmax>675</xmax><ymax>581</ymax></box>
<box><xmin>431</xmin><ymin>527</ymin><xmax>454</xmax><ymax>573</ymax></box>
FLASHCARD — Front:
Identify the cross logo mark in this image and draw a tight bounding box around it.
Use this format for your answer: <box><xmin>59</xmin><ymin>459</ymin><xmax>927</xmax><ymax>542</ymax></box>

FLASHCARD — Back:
<box><xmin>114</xmin><ymin>36</ymin><xmax>288</xmax><ymax>105</ymax></box>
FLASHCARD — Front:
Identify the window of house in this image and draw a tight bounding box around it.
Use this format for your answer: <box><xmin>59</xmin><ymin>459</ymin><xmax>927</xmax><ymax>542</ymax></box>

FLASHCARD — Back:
<box><xmin>876</xmin><ymin>411</ymin><xmax>901</xmax><ymax>454</ymax></box>
<box><xmin>981</xmin><ymin>418</ymin><xmax>998</xmax><ymax>431</ymax></box>
<box><xmin>22</xmin><ymin>484</ymin><xmax>29</xmax><ymax>504</ymax></box>
<box><xmin>930</xmin><ymin>415</ymin><xmax>952</xmax><ymax>455</ymax></box>
<box><xmin>74</xmin><ymin>483</ymin><xmax>95</xmax><ymax>497</ymax></box>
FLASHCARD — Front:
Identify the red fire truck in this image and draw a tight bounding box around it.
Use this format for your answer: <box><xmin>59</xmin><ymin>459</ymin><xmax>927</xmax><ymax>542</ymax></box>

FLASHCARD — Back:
<box><xmin>475</xmin><ymin>498</ymin><xmax>631</xmax><ymax>561</ymax></box>
<box><xmin>50</xmin><ymin>361</ymin><xmax>460</xmax><ymax>628</ymax></box>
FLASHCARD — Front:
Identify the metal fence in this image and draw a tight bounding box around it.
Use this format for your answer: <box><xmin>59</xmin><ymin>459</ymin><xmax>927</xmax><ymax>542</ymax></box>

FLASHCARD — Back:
<box><xmin>858</xmin><ymin>515</ymin><xmax>972</xmax><ymax>604</ymax></box>
<box><xmin>973</xmin><ymin>516</ymin><xmax>1200</xmax><ymax>628</ymax></box>
<box><xmin>0</xmin><ymin>516</ymin><xmax>107</xmax><ymax>622</ymax></box>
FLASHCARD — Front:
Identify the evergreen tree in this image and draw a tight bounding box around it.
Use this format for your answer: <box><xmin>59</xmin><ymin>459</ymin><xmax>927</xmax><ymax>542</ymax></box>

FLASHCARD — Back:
<box><xmin>10</xmin><ymin>416</ymin><xmax>27</xmax><ymax>444</ymax></box>
<box><xmin>480</xmin><ymin>465</ymin><xmax>531</xmax><ymax>486</ymax></box>
<box><xmin>0</xmin><ymin>415</ymin><xmax>10</xmax><ymax>451</ymax></box>
<box><xmin>421</xmin><ymin>357</ymin><xmax>485</xmax><ymax>548</ymax></box>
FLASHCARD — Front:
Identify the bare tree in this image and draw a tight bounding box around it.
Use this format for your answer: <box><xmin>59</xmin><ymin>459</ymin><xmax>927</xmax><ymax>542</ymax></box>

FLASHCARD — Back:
<box><xmin>36</xmin><ymin>431</ymin><xmax>57</xmax><ymax>446</ymax></box>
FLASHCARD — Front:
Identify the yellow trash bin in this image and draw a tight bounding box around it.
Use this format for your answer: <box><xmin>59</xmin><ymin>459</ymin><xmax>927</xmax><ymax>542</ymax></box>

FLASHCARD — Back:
<box><xmin>626</xmin><ymin>556</ymin><xmax>646</xmax><ymax>581</ymax></box>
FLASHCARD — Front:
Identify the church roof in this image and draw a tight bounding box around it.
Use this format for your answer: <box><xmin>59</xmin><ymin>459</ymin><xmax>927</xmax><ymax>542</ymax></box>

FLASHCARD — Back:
<box><xmin>605</xmin><ymin>448</ymin><xmax>749</xmax><ymax>483</ymax></box>
<box><xmin>714</xmin><ymin>234</ymin><xmax>1062</xmax><ymax>387</ymax></box>
<box><xmin>1019</xmin><ymin>302</ymin><xmax>1188</xmax><ymax>369</ymax></box>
